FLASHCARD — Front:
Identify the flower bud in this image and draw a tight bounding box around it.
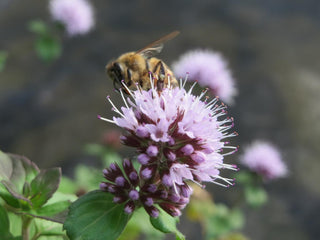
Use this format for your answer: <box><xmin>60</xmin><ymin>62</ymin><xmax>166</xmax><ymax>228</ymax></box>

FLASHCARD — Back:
<box><xmin>191</xmin><ymin>151</ymin><xmax>206</xmax><ymax>163</ymax></box>
<box><xmin>145</xmin><ymin>206</ymin><xmax>159</xmax><ymax>218</ymax></box>
<box><xmin>129</xmin><ymin>189</ymin><xmax>139</xmax><ymax>201</ymax></box>
<box><xmin>137</xmin><ymin>153</ymin><xmax>150</xmax><ymax>165</ymax></box>
<box><xmin>124</xmin><ymin>201</ymin><xmax>135</xmax><ymax>214</ymax></box>
<box><xmin>136</xmin><ymin>126</ymin><xmax>150</xmax><ymax>138</ymax></box>
<box><xmin>181</xmin><ymin>144</ymin><xmax>194</xmax><ymax>155</ymax></box>
<box><xmin>162</xmin><ymin>174</ymin><xmax>173</xmax><ymax>187</ymax></box>
<box><xmin>146</xmin><ymin>145</ymin><xmax>159</xmax><ymax>157</ymax></box>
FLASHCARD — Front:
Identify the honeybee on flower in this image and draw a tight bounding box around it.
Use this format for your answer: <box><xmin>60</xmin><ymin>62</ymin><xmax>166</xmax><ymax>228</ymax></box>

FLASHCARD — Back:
<box><xmin>106</xmin><ymin>31</ymin><xmax>179</xmax><ymax>92</ymax></box>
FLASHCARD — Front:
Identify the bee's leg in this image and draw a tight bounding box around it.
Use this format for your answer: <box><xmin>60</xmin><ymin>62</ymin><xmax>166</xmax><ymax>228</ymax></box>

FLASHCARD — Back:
<box><xmin>145</xmin><ymin>59</ymin><xmax>153</xmax><ymax>89</ymax></box>
<box><xmin>126</xmin><ymin>69</ymin><xmax>133</xmax><ymax>88</ymax></box>
<box><xmin>153</xmin><ymin>61</ymin><xmax>166</xmax><ymax>79</ymax></box>
<box><xmin>153</xmin><ymin>61</ymin><xmax>166</xmax><ymax>90</ymax></box>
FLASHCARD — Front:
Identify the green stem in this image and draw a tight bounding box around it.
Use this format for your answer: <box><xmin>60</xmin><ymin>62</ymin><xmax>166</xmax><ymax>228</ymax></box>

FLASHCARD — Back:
<box><xmin>22</xmin><ymin>215</ymin><xmax>32</xmax><ymax>240</ymax></box>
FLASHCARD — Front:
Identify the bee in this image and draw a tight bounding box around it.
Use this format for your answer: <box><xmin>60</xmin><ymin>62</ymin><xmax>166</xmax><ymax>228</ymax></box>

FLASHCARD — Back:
<box><xmin>106</xmin><ymin>31</ymin><xmax>179</xmax><ymax>92</ymax></box>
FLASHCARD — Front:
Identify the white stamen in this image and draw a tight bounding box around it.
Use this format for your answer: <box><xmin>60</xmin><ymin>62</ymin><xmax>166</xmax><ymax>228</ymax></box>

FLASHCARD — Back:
<box><xmin>210</xmin><ymin>180</ymin><xmax>229</xmax><ymax>187</ymax></box>
<box><xmin>119</xmin><ymin>89</ymin><xmax>129</xmax><ymax>108</ymax></box>
<box><xmin>182</xmin><ymin>73</ymin><xmax>189</xmax><ymax>88</ymax></box>
<box><xmin>198</xmin><ymin>89</ymin><xmax>208</xmax><ymax>100</ymax></box>
<box><xmin>187</xmin><ymin>81</ymin><xmax>198</xmax><ymax>95</ymax></box>
<box><xmin>107</xmin><ymin>97</ymin><xmax>125</xmax><ymax>118</ymax></box>
<box><xmin>222</xmin><ymin>148</ymin><xmax>238</xmax><ymax>156</ymax></box>
<box><xmin>168</xmin><ymin>75</ymin><xmax>171</xmax><ymax>89</ymax></box>
<box><xmin>218</xmin><ymin>163</ymin><xmax>238</xmax><ymax>170</ymax></box>
<box><xmin>179</xmin><ymin>77</ymin><xmax>183</xmax><ymax>89</ymax></box>
<box><xmin>121</xmin><ymin>81</ymin><xmax>135</xmax><ymax>98</ymax></box>
<box><xmin>98</xmin><ymin>116</ymin><xmax>115</xmax><ymax>124</ymax></box>
<box><xmin>212</xmin><ymin>175</ymin><xmax>234</xmax><ymax>186</ymax></box>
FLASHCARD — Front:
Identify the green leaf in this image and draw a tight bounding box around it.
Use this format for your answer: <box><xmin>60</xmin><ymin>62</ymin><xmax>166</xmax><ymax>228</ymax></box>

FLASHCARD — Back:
<box><xmin>150</xmin><ymin>208</ymin><xmax>185</xmax><ymax>240</ymax></box>
<box><xmin>0</xmin><ymin>185</ymin><xmax>21</xmax><ymax>208</ymax></box>
<box><xmin>28</xmin><ymin>192</ymin><xmax>77</xmax><ymax>223</ymax></box>
<box><xmin>0</xmin><ymin>204</ymin><xmax>14</xmax><ymax>239</ymax></box>
<box><xmin>7</xmin><ymin>212</ymin><xmax>22</xmax><ymax>237</ymax></box>
<box><xmin>0</xmin><ymin>153</ymin><xmax>40</xmax><ymax>208</ymax></box>
<box><xmin>244</xmin><ymin>186</ymin><xmax>268</xmax><ymax>208</ymax></box>
<box><xmin>1</xmin><ymin>154</ymin><xmax>39</xmax><ymax>196</ymax></box>
<box><xmin>64</xmin><ymin>190</ymin><xmax>131</xmax><ymax>240</ymax></box>
<box><xmin>1</xmin><ymin>180</ymin><xmax>31</xmax><ymax>207</ymax></box>
<box><xmin>8</xmin><ymin>154</ymin><xmax>39</xmax><ymax>184</ymax></box>
<box><xmin>0</xmin><ymin>51</ymin><xmax>8</xmax><ymax>72</ymax></box>
<box><xmin>29</xmin><ymin>168</ymin><xmax>61</xmax><ymax>208</ymax></box>
<box><xmin>35</xmin><ymin>35</ymin><xmax>61</xmax><ymax>61</ymax></box>
<box><xmin>6</xmin><ymin>156</ymin><xmax>26</xmax><ymax>194</ymax></box>
<box><xmin>32</xmin><ymin>200</ymin><xmax>71</xmax><ymax>217</ymax></box>
<box><xmin>28</xmin><ymin>20</ymin><xmax>48</xmax><ymax>35</ymax></box>
<box><xmin>0</xmin><ymin>151</ymin><xmax>13</xmax><ymax>181</ymax></box>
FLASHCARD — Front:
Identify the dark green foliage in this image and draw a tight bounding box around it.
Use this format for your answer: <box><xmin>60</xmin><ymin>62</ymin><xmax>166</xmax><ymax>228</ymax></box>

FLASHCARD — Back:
<box><xmin>64</xmin><ymin>190</ymin><xmax>131</xmax><ymax>240</ymax></box>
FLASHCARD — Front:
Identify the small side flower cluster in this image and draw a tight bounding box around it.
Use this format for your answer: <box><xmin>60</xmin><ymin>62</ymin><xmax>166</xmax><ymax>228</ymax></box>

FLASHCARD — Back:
<box><xmin>240</xmin><ymin>141</ymin><xmax>288</xmax><ymax>181</ymax></box>
<box><xmin>100</xmin><ymin>159</ymin><xmax>189</xmax><ymax>217</ymax></box>
<box><xmin>172</xmin><ymin>49</ymin><xmax>237</xmax><ymax>105</ymax></box>
<box><xmin>99</xmin><ymin>77</ymin><xmax>238</xmax><ymax>217</ymax></box>
<box><xmin>49</xmin><ymin>0</ymin><xmax>95</xmax><ymax>36</ymax></box>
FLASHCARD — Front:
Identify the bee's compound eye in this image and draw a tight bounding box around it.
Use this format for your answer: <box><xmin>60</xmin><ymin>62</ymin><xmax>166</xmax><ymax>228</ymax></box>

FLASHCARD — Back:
<box><xmin>113</xmin><ymin>62</ymin><xmax>122</xmax><ymax>73</ymax></box>
<box><xmin>112</xmin><ymin>62</ymin><xmax>124</xmax><ymax>83</ymax></box>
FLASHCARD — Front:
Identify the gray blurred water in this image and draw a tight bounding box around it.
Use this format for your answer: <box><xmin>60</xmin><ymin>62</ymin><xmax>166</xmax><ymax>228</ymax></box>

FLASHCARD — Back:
<box><xmin>1</xmin><ymin>0</ymin><xmax>320</xmax><ymax>239</ymax></box>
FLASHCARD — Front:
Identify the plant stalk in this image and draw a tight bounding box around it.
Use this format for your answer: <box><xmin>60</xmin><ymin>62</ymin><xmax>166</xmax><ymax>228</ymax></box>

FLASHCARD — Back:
<box><xmin>22</xmin><ymin>215</ymin><xmax>32</xmax><ymax>240</ymax></box>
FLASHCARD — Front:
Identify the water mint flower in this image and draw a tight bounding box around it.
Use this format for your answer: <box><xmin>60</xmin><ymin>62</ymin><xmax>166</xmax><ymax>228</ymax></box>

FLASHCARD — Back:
<box><xmin>100</xmin><ymin>77</ymin><xmax>237</xmax><ymax>186</ymax></box>
<box><xmin>240</xmin><ymin>141</ymin><xmax>288</xmax><ymax>180</ymax></box>
<box><xmin>49</xmin><ymin>0</ymin><xmax>95</xmax><ymax>36</ymax></box>
<box><xmin>172</xmin><ymin>49</ymin><xmax>237</xmax><ymax>105</ymax></box>
<box><xmin>99</xmin><ymin>76</ymin><xmax>237</xmax><ymax>217</ymax></box>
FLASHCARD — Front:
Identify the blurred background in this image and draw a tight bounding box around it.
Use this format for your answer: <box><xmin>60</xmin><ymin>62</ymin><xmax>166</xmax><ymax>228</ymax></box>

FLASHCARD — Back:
<box><xmin>1</xmin><ymin>0</ymin><xmax>320</xmax><ymax>239</ymax></box>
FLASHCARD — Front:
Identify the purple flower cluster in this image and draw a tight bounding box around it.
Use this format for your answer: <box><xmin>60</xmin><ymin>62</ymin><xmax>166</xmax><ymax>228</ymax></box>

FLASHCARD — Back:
<box><xmin>172</xmin><ymin>49</ymin><xmax>237</xmax><ymax>105</ymax></box>
<box><xmin>99</xmin><ymin>77</ymin><xmax>237</xmax><ymax>217</ymax></box>
<box><xmin>100</xmin><ymin>159</ymin><xmax>188</xmax><ymax>217</ymax></box>
<box><xmin>240</xmin><ymin>141</ymin><xmax>288</xmax><ymax>180</ymax></box>
<box><xmin>49</xmin><ymin>0</ymin><xmax>95</xmax><ymax>36</ymax></box>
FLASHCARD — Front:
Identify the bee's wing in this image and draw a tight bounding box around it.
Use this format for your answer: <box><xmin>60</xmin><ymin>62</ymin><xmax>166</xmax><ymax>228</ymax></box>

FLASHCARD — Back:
<box><xmin>137</xmin><ymin>45</ymin><xmax>164</xmax><ymax>59</ymax></box>
<box><xmin>136</xmin><ymin>31</ymin><xmax>180</xmax><ymax>59</ymax></box>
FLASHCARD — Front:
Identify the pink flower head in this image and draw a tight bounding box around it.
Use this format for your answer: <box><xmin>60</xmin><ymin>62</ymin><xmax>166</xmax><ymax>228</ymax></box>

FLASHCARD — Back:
<box><xmin>99</xmin><ymin>76</ymin><xmax>238</xmax><ymax>189</ymax></box>
<box><xmin>99</xmin><ymin>75</ymin><xmax>238</xmax><ymax>217</ymax></box>
<box><xmin>240</xmin><ymin>141</ymin><xmax>288</xmax><ymax>180</ymax></box>
<box><xmin>49</xmin><ymin>0</ymin><xmax>95</xmax><ymax>36</ymax></box>
<box><xmin>172</xmin><ymin>49</ymin><xmax>237</xmax><ymax>105</ymax></box>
